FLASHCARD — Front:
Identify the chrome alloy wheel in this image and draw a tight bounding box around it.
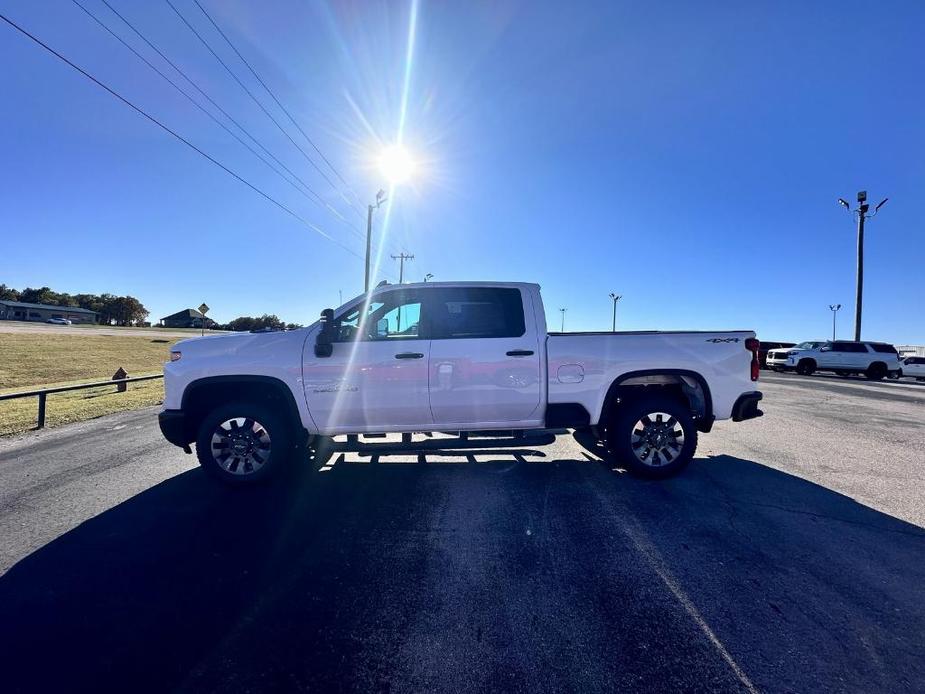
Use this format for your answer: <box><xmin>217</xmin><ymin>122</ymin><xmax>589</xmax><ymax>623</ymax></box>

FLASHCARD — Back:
<box><xmin>210</xmin><ymin>417</ymin><xmax>272</xmax><ymax>475</ymax></box>
<box><xmin>630</xmin><ymin>412</ymin><xmax>684</xmax><ymax>467</ymax></box>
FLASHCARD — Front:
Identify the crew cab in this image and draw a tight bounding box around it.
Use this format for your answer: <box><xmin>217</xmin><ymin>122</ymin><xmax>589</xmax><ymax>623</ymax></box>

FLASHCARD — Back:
<box><xmin>158</xmin><ymin>282</ymin><xmax>764</xmax><ymax>484</ymax></box>
<box><xmin>767</xmin><ymin>340</ymin><xmax>902</xmax><ymax>379</ymax></box>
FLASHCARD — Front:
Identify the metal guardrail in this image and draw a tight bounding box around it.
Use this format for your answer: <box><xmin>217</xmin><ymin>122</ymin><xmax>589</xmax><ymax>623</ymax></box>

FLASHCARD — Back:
<box><xmin>0</xmin><ymin>374</ymin><xmax>163</xmax><ymax>429</ymax></box>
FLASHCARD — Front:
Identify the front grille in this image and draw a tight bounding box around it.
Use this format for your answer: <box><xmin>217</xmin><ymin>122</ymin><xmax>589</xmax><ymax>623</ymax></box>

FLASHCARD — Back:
<box><xmin>768</xmin><ymin>352</ymin><xmax>788</xmax><ymax>361</ymax></box>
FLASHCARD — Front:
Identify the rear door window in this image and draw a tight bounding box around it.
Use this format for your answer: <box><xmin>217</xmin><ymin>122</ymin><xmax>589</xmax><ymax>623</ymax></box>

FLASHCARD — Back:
<box><xmin>428</xmin><ymin>287</ymin><xmax>525</xmax><ymax>339</ymax></box>
<box><xmin>832</xmin><ymin>342</ymin><xmax>867</xmax><ymax>353</ymax></box>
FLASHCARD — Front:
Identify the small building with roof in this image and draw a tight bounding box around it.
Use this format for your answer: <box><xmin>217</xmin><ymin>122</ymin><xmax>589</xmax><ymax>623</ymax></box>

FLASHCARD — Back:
<box><xmin>159</xmin><ymin>309</ymin><xmax>213</xmax><ymax>329</ymax></box>
<box><xmin>0</xmin><ymin>300</ymin><xmax>98</xmax><ymax>324</ymax></box>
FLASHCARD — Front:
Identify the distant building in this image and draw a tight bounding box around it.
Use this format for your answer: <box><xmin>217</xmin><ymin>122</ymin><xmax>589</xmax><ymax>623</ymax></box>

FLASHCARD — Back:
<box><xmin>159</xmin><ymin>309</ymin><xmax>214</xmax><ymax>329</ymax></box>
<box><xmin>0</xmin><ymin>300</ymin><xmax>98</xmax><ymax>324</ymax></box>
<box><xmin>897</xmin><ymin>345</ymin><xmax>925</xmax><ymax>358</ymax></box>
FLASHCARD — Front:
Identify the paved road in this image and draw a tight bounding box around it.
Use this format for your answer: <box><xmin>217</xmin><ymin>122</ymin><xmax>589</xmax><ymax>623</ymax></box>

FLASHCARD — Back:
<box><xmin>1</xmin><ymin>374</ymin><xmax>923</xmax><ymax>693</ymax></box>
<box><xmin>0</xmin><ymin>321</ymin><xmax>222</xmax><ymax>338</ymax></box>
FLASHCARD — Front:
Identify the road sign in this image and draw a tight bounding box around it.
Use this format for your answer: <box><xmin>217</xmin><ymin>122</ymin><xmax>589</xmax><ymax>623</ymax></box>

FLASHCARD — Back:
<box><xmin>198</xmin><ymin>303</ymin><xmax>209</xmax><ymax>315</ymax></box>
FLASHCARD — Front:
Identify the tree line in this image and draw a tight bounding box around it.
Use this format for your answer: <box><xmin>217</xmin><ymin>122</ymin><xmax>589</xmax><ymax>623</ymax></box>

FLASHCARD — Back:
<box><xmin>220</xmin><ymin>315</ymin><xmax>303</xmax><ymax>332</ymax></box>
<box><xmin>1</xmin><ymin>284</ymin><xmax>304</xmax><ymax>331</ymax></box>
<box><xmin>0</xmin><ymin>284</ymin><xmax>149</xmax><ymax>326</ymax></box>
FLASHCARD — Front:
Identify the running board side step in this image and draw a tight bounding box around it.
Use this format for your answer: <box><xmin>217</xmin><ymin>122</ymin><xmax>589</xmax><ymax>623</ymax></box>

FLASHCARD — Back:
<box><xmin>330</xmin><ymin>431</ymin><xmax>561</xmax><ymax>453</ymax></box>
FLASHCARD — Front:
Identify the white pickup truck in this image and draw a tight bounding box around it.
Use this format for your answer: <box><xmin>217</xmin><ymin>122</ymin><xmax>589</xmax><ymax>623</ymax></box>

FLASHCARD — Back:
<box><xmin>159</xmin><ymin>282</ymin><xmax>763</xmax><ymax>484</ymax></box>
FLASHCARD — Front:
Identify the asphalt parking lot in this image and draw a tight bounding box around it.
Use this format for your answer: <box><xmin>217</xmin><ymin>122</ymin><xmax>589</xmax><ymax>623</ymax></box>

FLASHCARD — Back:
<box><xmin>1</xmin><ymin>372</ymin><xmax>923</xmax><ymax>693</ymax></box>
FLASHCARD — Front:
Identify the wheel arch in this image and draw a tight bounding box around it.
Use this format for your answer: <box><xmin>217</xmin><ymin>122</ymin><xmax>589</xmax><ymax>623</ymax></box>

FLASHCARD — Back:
<box><xmin>181</xmin><ymin>375</ymin><xmax>304</xmax><ymax>442</ymax></box>
<box><xmin>600</xmin><ymin>369</ymin><xmax>714</xmax><ymax>433</ymax></box>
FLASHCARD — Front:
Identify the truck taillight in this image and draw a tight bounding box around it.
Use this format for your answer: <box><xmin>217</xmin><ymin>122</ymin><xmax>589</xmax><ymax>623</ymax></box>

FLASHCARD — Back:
<box><xmin>745</xmin><ymin>338</ymin><xmax>759</xmax><ymax>381</ymax></box>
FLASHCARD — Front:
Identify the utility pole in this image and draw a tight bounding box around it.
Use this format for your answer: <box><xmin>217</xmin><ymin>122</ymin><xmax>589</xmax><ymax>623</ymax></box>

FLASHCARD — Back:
<box><xmin>838</xmin><ymin>191</ymin><xmax>887</xmax><ymax>341</ymax></box>
<box><xmin>559</xmin><ymin>308</ymin><xmax>567</xmax><ymax>332</ymax></box>
<box><xmin>609</xmin><ymin>293</ymin><xmax>622</xmax><ymax>332</ymax></box>
<box><xmin>828</xmin><ymin>304</ymin><xmax>841</xmax><ymax>340</ymax></box>
<box><xmin>391</xmin><ymin>252</ymin><xmax>414</xmax><ymax>332</ymax></box>
<box><xmin>364</xmin><ymin>190</ymin><xmax>386</xmax><ymax>293</ymax></box>
<box><xmin>391</xmin><ymin>253</ymin><xmax>414</xmax><ymax>284</ymax></box>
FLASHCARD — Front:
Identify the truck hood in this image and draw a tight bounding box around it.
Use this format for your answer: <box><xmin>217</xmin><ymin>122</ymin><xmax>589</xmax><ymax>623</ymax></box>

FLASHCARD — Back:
<box><xmin>173</xmin><ymin>329</ymin><xmax>311</xmax><ymax>358</ymax></box>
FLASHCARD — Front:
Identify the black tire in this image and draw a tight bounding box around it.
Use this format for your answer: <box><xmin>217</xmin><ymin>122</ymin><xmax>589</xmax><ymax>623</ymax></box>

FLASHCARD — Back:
<box><xmin>195</xmin><ymin>401</ymin><xmax>295</xmax><ymax>485</ymax></box>
<box><xmin>796</xmin><ymin>359</ymin><xmax>816</xmax><ymax>376</ymax></box>
<box><xmin>605</xmin><ymin>394</ymin><xmax>698</xmax><ymax>479</ymax></box>
<box><xmin>865</xmin><ymin>363</ymin><xmax>887</xmax><ymax>381</ymax></box>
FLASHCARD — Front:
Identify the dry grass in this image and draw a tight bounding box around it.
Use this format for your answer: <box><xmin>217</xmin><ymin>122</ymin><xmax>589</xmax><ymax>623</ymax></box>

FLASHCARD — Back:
<box><xmin>0</xmin><ymin>333</ymin><xmax>179</xmax><ymax>435</ymax></box>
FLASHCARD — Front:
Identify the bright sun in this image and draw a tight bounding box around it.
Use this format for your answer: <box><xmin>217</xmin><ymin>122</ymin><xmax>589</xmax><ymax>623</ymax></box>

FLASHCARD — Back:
<box><xmin>378</xmin><ymin>144</ymin><xmax>415</xmax><ymax>185</ymax></box>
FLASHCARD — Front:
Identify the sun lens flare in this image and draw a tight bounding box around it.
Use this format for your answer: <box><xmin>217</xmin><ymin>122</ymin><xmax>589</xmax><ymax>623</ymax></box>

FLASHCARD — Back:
<box><xmin>378</xmin><ymin>144</ymin><xmax>415</xmax><ymax>185</ymax></box>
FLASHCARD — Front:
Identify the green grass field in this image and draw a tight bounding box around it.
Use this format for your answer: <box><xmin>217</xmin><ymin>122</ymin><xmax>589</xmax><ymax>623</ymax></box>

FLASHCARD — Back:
<box><xmin>0</xmin><ymin>333</ymin><xmax>179</xmax><ymax>435</ymax></box>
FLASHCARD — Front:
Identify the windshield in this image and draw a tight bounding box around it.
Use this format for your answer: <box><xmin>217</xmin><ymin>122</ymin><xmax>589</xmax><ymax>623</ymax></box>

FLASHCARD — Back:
<box><xmin>794</xmin><ymin>341</ymin><xmax>822</xmax><ymax>350</ymax></box>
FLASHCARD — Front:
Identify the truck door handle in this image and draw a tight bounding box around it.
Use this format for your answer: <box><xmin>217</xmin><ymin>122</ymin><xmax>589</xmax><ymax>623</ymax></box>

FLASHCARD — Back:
<box><xmin>395</xmin><ymin>352</ymin><xmax>424</xmax><ymax>359</ymax></box>
<box><xmin>506</xmin><ymin>350</ymin><xmax>534</xmax><ymax>357</ymax></box>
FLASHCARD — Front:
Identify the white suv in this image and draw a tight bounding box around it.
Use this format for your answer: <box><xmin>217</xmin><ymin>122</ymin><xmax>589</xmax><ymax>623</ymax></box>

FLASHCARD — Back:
<box><xmin>767</xmin><ymin>340</ymin><xmax>902</xmax><ymax>380</ymax></box>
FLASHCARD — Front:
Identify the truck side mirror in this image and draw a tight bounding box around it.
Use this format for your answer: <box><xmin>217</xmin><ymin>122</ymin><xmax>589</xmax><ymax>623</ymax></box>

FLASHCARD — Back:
<box><xmin>314</xmin><ymin>308</ymin><xmax>336</xmax><ymax>358</ymax></box>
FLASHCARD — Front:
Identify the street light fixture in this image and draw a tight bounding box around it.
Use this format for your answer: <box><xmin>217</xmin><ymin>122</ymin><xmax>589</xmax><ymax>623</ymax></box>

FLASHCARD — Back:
<box><xmin>609</xmin><ymin>293</ymin><xmax>622</xmax><ymax>332</ymax></box>
<box><xmin>424</xmin><ymin>273</ymin><xmax>433</xmax><ymax>282</ymax></box>
<box><xmin>828</xmin><ymin>304</ymin><xmax>841</xmax><ymax>340</ymax></box>
<box><xmin>837</xmin><ymin>190</ymin><xmax>888</xmax><ymax>340</ymax></box>
<box><xmin>364</xmin><ymin>145</ymin><xmax>419</xmax><ymax>292</ymax></box>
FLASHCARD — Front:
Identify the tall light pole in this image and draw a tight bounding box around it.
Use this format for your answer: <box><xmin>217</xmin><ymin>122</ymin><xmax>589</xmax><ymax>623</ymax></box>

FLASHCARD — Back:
<box><xmin>609</xmin><ymin>293</ymin><xmax>622</xmax><ymax>332</ymax></box>
<box><xmin>828</xmin><ymin>304</ymin><xmax>841</xmax><ymax>340</ymax></box>
<box><xmin>365</xmin><ymin>189</ymin><xmax>386</xmax><ymax>293</ymax></box>
<box><xmin>559</xmin><ymin>308</ymin><xmax>567</xmax><ymax>332</ymax></box>
<box><xmin>838</xmin><ymin>191</ymin><xmax>887</xmax><ymax>341</ymax></box>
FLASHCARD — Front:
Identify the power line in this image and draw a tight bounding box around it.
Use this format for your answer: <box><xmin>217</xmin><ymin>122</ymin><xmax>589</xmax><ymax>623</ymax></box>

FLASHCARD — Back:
<box><xmin>71</xmin><ymin>0</ymin><xmax>347</xmax><ymax>230</ymax></box>
<box><xmin>0</xmin><ymin>11</ymin><xmax>364</xmax><ymax>261</ymax></box>
<box><xmin>164</xmin><ymin>0</ymin><xmax>363</xmax><ymax>221</ymax></box>
<box><xmin>97</xmin><ymin>0</ymin><xmax>363</xmax><ymax>239</ymax></box>
<box><xmin>192</xmin><ymin>0</ymin><xmax>364</xmax><ymax>213</ymax></box>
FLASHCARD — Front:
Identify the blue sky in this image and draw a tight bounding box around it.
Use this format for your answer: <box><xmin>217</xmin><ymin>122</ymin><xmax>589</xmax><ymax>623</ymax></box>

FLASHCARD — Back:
<box><xmin>1</xmin><ymin>0</ymin><xmax>923</xmax><ymax>342</ymax></box>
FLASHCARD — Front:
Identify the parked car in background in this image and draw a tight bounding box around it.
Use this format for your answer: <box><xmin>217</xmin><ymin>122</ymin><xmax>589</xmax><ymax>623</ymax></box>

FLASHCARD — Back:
<box><xmin>766</xmin><ymin>340</ymin><xmax>902</xmax><ymax>380</ymax></box>
<box><xmin>766</xmin><ymin>341</ymin><xmax>823</xmax><ymax>371</ymax></box>
<box><xmin>758</xmin><ymin>341</ymin><xmax>795</xmax><ymax>368</ymax></box>
<box><xmin>902</xmin><ymin>356</ymin><xmax>925</xmax><ymax>381</ymax></box>
<box><xmin>45</xmin><ymin>317</ymin><xmax>72</xmax><ymax>325</ymax></box>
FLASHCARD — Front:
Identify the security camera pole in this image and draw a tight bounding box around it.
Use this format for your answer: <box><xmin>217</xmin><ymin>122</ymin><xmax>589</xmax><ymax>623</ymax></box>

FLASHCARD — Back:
<box><xmin>828</xmin><ymin>304</ymin><xmax>841</xmax><ymax>341</ymax></box>
<box><xmin>365</xmin><ymin>189</ymin><xmax>386</xmax><ymax>293</ymax></box>
<box><xmin>838</xmin><ymin>191</ymin><xmax>887</xmax><ymax>341</ymax></box>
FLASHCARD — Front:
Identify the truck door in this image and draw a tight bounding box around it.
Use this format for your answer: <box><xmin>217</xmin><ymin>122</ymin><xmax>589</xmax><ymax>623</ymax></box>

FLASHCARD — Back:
<box><xmin>303</xmin><ymin>288</ymin><xmax>433</xmax><ymax>432</ymax></box>
<box><xmin>427</xmin><ymin>287</ymin><xmax>543</xmax><ymax>427</ymax></box>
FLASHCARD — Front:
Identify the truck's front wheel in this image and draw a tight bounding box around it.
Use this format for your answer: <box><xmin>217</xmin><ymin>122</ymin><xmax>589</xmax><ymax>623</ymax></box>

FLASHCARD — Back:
<box><xmin>195</xmin><ymin>402</ymin><xmax>294</xmax><ymax>485</ymax></box>
<box><xmin>605</xmin><ymin>395</ymin><xmax>698</xmax><ymax>479</ymax></box>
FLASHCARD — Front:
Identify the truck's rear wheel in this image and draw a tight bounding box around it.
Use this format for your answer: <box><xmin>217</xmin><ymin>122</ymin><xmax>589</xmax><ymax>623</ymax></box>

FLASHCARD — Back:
<box><xmin>195</xmin><ymin>402</ymin><xmax>294</xmax><ymax>485</ymax></box>
<box><xmin>605</xmin><ymin>395</ymin><xmax>698</xmax><ymax>479</ymax></box>
<box><xmin>865</xmin><ymin>363</ymin><xmax>887</xmax><ymax>381</ymax></box>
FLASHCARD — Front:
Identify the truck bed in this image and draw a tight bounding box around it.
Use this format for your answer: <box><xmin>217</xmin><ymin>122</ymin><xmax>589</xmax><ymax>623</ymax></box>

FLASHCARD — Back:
<box><xmin>545</xmin><ymin>330</ymin><xmax>757</xmax><ymax>423</ymax></box>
